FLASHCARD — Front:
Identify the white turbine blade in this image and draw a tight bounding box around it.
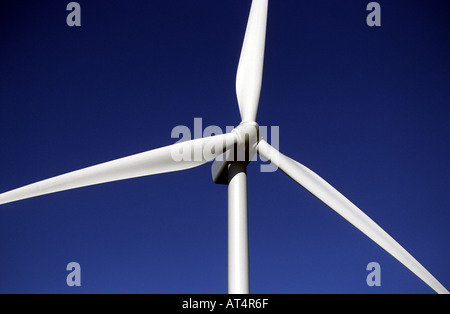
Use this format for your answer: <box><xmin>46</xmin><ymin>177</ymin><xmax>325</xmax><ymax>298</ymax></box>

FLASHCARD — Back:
<box><xmin>236</xmin><ymin>0</ymin><xmax>268</xmax><ymax>122</ymax></box>
<box><xmin>257</xmin><ymin>139</ymin><xmax>449</xmax><ymax>294</ymax></box>
<box><xmin>0</xmin><ymin>132</ymin><xmax>238</xmax><ymax>206</ymax></box>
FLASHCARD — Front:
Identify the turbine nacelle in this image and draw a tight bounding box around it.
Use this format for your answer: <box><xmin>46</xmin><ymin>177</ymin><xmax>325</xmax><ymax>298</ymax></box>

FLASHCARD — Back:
<box><xmin>211</xmin><ymin>121</ymin><xmax>260</xmax><ymax>185</ymax></box>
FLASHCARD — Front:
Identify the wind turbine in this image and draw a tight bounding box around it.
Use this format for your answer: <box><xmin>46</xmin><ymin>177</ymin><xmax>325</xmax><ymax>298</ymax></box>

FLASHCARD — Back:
<box><xmin>0</xmin><ymin>0</ymin><xmax>448</xmax><ymax>294</ymax></box>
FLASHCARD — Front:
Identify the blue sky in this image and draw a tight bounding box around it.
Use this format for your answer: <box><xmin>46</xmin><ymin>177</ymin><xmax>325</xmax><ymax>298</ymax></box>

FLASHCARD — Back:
<box><xmin>0</xmin><ymin>0</ymin><xmax>449</xmax><ymax>294</ymax></box>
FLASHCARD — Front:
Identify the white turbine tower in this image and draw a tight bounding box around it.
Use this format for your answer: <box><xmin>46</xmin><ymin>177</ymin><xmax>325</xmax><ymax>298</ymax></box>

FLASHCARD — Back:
<box><xmin>0</xmin><ymin>0</ymin><xmax>448</xmax><ymax>294</ymax></box>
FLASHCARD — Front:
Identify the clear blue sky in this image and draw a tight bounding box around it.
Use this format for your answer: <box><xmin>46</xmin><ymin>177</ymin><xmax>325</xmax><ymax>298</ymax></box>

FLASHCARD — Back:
<box><xmin>0</xmin><ymin>0</ymin><xmax>449</xmax><ymax>294</ymax></box>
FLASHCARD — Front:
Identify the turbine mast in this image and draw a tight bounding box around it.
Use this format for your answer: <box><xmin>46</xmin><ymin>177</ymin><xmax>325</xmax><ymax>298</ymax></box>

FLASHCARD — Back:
<box><xmin>228</xmin><ymin>161</ymin><xmax>249</xmax><ymax>294</ymax></box>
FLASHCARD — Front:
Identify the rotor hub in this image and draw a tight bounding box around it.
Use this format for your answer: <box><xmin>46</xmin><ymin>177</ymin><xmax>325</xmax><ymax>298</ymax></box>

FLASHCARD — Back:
<box><xmin>233</xmin><ymin>121</ymin><xmax>260</xmax><ymax>149</ymax></box>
